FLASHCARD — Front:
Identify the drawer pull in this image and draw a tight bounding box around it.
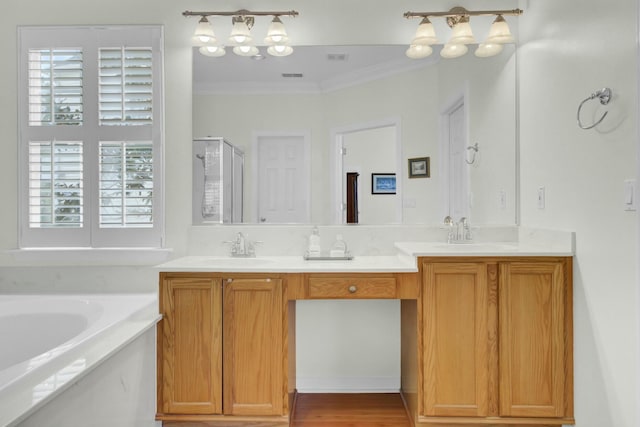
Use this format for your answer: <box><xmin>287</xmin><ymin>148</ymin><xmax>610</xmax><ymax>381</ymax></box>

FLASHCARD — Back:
<box><xmin>348</xmin><ymin>285</ymin><xmax>357</xmax><ymax>293</ymax></box>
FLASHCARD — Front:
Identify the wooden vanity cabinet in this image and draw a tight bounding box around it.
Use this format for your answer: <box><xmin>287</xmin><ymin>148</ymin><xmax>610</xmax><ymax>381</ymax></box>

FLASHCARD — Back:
<box><xmin>422</xmin><ymin>261</ymin><xmax>490</xmax><ymax>417</ymax></box>
<box><xmin>158</xmin><ymin>274</ymin><xmax>223</xmax><ymax>415</ymax></box>
<box><xmin>157</xmin><ymin>273</ymin><xmax>288</xmax><ymax>424</ymax></box>
<box><xmin>223</xmin><ymin>277</ymin><xmax>284</xmax><ymax>416</ymax></box>
<box><xmin>420</xmin><ymin>257</ymin><xmax>574</xmax><ymax>426</ymax></box>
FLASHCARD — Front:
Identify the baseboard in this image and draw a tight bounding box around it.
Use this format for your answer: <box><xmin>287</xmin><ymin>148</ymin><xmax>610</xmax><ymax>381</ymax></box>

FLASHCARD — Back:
<box><xmin>295</xmin><ymin>376</ymin><xmax>400</xmax><ymax>393</ymax></box>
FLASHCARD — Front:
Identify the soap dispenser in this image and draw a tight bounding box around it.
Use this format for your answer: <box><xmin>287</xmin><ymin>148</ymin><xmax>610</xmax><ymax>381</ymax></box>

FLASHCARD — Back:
<box><xmin>307</xmin><ymin>226</ymin><xmax>321</xmax><ymax>257</ymax></box>
<box><xmin>329</xmin><ymin>234</ymin><xmax>347</xmax><ymax>258</ymax></box>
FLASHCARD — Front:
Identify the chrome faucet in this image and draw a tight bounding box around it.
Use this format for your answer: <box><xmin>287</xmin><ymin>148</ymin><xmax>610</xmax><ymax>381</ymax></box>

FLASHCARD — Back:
<box><xmin>444</xmin><ymin>216</ymin><xmax>472</xmax><ymax>243</ymax></box>
<box><xmin>225</xmin><ymin>232</ymin><xmax>258</xmax><ymax>257</ymax></box>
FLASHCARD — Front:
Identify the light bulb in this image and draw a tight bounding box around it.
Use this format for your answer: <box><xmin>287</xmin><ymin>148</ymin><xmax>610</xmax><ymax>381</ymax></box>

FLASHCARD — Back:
<box><xmin>474</xmin><ymin>43</ymin><xmax>504</xmax><ymax>58</ymax></box>
<box><xmin>267</xmin><ymin>44</ymin><xmax>293</xmax><ymax>57</ymax></box>
<box><xmin>193</xmin><ymin>16</ymin><xmax>216</xmax><ymax>45</ymax></box>
<box><xmin>486</xmin><ymin>15</ymin><xmax>514</xmax><ymax>44</ymax></box>
<box><xmin>233</xmin><ymin>45</ymin><xmax>259</xmax><ymax>57</ymax></box>
<box><xmin>440</xmin><ymin>43</ymin><xmax>468</xmax><ymax>59</ymax></box>
<box><xmin>199</xmin><ymin>44</ymin><xmax>226</xmax><ymax>57</ymax></box>
<box><xmin>449</xmin><ymin>17</ymin><xmax>475</xmax><ymax>45</ymax></box>
<box><xmin>229</xmin><ymin>18</ymin><xmax>252</xmax><ymax>45</ymax></box>
<box><xmin>265</xmin><ymin>16</ymin><xmax>289</xmax><ymax>45</ymax></box>
<box><xmin>411</xmin><ymin>17</ymin><xmax>438</xmax><ymax>45</ymax></box>
<box><xmin>405</xmin><ymin>44</ymin><xmax>433</xmax><ymax>59</ymax></box>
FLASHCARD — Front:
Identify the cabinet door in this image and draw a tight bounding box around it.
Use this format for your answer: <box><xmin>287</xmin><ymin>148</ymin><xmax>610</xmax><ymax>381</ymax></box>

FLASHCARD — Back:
<box><xmin>423</xmin><ymin>262</ymin><xmax>489</xmax><ymax>417</ymax></box>
<box><xmin>499</xmin><ymin>262</ymin><xmax>565</xmax><ymax>417</ymax></box>
<box><xmin>224</xmin><ymin>278</ymin><xmax>284</xmax><ymax>416</ymax></box>
<box><xmin>159</xmin><ymin>276</ymin><xmax>223</xmax><ymax>414</ymax></box>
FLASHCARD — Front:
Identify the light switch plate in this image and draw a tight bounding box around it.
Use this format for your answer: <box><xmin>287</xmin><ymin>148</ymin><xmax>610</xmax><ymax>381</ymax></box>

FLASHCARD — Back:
<box><xmin>624</xmin><ymin>179</ymin><xmax>636</xmax><ymax>211</ymax></box>
<box><xmin>537</xmin><ymin>186</ymin><xmax>545</xmax><ymax>210</ymax></box>
<box><xmin>498</xmin><ymin>190</ymin><xmax>506</xmax><ymax>210</ymax></box>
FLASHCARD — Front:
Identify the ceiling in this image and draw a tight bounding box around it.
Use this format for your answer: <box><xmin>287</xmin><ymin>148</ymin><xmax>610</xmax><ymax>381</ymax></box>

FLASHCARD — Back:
<box><xmin>192</xmin><ymin>45</ymin><xmax>439</xmax><ymax>93</ymax></box>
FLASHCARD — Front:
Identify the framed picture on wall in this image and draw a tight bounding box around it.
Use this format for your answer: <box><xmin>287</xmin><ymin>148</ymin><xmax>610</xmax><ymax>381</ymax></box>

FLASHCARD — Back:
<box><xmin>408</xmin><ymin>157</ymin><xmax>430</xmax><ymax>178</ymax></box>
<box><xmin>371</xmin><ymin>173</ymin><xmax>396</xmax><ymax>194</ymax></box>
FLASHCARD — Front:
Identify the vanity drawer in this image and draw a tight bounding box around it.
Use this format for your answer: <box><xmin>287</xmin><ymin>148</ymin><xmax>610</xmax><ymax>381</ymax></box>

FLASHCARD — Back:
<box><xmin>307</xmin><ymin>276</ymin><xmax>397</xmax><ymax>299</ymax></box>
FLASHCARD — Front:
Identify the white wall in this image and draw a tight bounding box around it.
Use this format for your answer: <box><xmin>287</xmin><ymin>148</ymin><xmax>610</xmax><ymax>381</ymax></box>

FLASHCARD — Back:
<box><xmin>3</xmin><ymin>0</ymin><xmax>638</xmax><ymax>425</ymax></box>
<box><xmin>343</xmin><ymin>125</ymin><xmax>397</xmax><ymax>224</ymax></box>
<box><xmin>518</xmin><ymin>1</ymin><xmax>639</xmax><ymax>427</ymax></box>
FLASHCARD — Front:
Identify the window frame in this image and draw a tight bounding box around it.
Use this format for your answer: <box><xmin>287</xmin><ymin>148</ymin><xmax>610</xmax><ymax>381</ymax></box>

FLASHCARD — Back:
<box><xmin>18</xmin><ymin>25</ymin><xmax>165</xmax><ymax>249</ymax></box>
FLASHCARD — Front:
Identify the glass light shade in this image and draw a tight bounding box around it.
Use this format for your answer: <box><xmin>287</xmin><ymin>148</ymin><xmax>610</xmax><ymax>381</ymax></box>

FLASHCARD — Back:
<box><xmin>199</xmin><ymin>44</ymin><xmax>226</xmax><ymax>57</ymax></box>
<box><xmin>267</xmin><ymin>44</ymin><xmax>294</xmax><ymax>57</ymax></box>
<box><xmin>486</xmin><ymin>15</ymin><xmax>514</xmax><ymax>44</ymax></box>
<box><xmin>233</xmin><ymin>45</ymin><xmax>259</xmax><ymax>57</ymax></box>
<box><xmin>264</xmin><ymin>16</ymin><xmax>289</xmax><ymax>45</ymax></box>
<box><xmin>440</xmin><ymin>43</ymin><xmax>468</xmax><ymax>59</ymax></box>
<box><xmin>474</xmin><ymin>43</ymin><xmax>503</xmax><ymax>58</ymax></box>
<box><xmin>411</xmin><ymin>17</ymin><xmax>438</xmax><ymax>45</ymax></box>
<box><xmin>229</xmin><ymin>19</ymin><xmax>252</xmax><ymax>45</ymax></box>
<box><xmin>194</xmin><ymin>17</ymin><xmax>216</xmax><ymax>44</ymax></box>
<box><xmin>405</xmin><ymin>44</ymin><xmax>433</xmax><ymax>59</ymax></box>
<box><xmin>449</xmin><ymin>19</ymin><xmax>475</xmax><ymax>44</ymax></box>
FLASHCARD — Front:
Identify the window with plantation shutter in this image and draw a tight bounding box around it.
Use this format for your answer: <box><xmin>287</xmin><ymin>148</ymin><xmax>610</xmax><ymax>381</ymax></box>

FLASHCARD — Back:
<box><xmin>19</xmin><ymin>26</ymin><xmax>164</xmax><ymax>249</ymax></box>
<box><xmin>28</xmin><ymin>49</ymin><xmax>83</xmax><ymax>126</ymax></box>
<box><xmin>28</xmin><ymin>140</ymin><xmax>84</xmax><ymax>228</ymax></box>
<box><xmin>99</xmin><ymin>141</ymin><xmax>153</xmax><ymax>227</ymax></box>
<box><xmin>99</xmin><ymin>48</ymin><xmax>153</xmax><ymax>126</ymax></box>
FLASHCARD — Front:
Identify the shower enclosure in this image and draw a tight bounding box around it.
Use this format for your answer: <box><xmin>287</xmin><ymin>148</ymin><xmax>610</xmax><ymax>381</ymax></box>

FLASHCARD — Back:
<box><xmin>193</xmin><ymin>137</ymin><xmax>244</xmax><ymax>224</ymax></box>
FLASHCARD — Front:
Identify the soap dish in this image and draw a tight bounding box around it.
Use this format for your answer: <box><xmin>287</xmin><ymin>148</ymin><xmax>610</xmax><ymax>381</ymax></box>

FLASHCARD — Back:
<box><xmin>303</xmin><ymin>251</ymin><xmax>354</xmax><ymax>261</ymax></box>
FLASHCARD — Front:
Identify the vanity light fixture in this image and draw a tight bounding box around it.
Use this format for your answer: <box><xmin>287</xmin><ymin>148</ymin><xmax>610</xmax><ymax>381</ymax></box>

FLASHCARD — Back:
<box><xmin>183</xmin><ymin>9</ymin><xmax>298</xmax><ymax>58</ymax></box>
<box><xmin>404</xmin><ymin>7</ymin><xmax>522</xmax><ymax>59</ymax></box>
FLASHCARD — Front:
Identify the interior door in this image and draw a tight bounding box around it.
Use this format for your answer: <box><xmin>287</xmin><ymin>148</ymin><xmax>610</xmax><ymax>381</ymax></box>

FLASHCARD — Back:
<box><xmin>448</xmin><ymin>102</ymin><xmax>469</xmax><ymax>219</ymax></box>
<box><xmin>257</xmin><ymin>135</ymin><xmax>310</xmax><ymax>223</ymax></box>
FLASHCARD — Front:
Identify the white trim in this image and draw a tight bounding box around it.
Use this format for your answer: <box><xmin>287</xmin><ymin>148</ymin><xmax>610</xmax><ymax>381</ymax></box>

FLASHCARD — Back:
<box><xmin>252</xmin><ymin>130</ymin><xmax>312</xmax><ymax>224</ymax></box>
<box><xmin>330</xmin><ymin>117</ymin><xmax>403</xmax><ymax>224</ymax></box>
<box><xmin>636</xmin><ymin>0</ymin><xmax>640</xmax><ymax>423</ymax></box>
<box><xmin>296</xmin><ymin>376</ymin><xmax>400</xmax><ymax>393</ymax></box>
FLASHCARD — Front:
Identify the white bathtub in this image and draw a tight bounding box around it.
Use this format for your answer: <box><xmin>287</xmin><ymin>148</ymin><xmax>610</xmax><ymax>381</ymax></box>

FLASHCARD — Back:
<box><xmin>0</xmin><ymin>294</ymin><xmax>160</xmax><ymax>427</ymax></box>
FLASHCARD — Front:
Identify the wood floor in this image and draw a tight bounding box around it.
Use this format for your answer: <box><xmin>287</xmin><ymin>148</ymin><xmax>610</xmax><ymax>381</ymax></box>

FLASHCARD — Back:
<box><xmin>291</xmin><ymin>393</ymin><xmax>412</xmax><ymax>427</ymax></box>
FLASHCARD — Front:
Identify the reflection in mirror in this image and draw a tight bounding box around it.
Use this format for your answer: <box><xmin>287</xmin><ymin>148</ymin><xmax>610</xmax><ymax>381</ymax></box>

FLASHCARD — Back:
<box><xmin>192</xmin><ymin>44</ymin><xmax>517</xmax><ymax>225</ymax></box>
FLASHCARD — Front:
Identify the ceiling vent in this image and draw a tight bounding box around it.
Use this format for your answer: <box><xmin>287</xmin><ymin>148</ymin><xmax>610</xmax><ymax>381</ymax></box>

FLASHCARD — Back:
<box><xmin>327</xmin><ymin>53</ymin><xmax>348</xmax><ymax>61</ymax></box>
<box><xmin>282</xmin><ymin>73</ymin><xmax>304</xmax><ymax>78</ymax></box>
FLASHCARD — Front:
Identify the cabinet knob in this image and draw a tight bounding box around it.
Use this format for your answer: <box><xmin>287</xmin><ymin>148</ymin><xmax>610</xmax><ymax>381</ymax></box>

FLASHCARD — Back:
<box><xmin>227</xmin><ymin>278</ymin><xmax>233</xmax><ymax>283</ymax></box>
<box><xmin>348</xmin><ymin>285</ymin><xmax>357</xmax><ymax>293</ymax></box>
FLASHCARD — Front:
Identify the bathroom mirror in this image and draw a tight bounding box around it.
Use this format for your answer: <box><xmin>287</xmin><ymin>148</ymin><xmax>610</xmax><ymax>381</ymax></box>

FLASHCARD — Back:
<box><xmin>192</xmin><ymin>44</ymin><xmax>517</xmax><ymax>225</ymax></box>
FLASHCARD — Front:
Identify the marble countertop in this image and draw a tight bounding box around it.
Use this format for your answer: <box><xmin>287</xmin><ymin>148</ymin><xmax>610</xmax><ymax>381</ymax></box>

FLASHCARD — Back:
<box><xmin>156</xmin><ymin>237</ymin><xmax>573</xmax><ymax>273</ymax></box>
<box><xmin>394</xmin><ymin>240</ymin><xmax>574</xmax><ymax>257</ymax></box>
<box><xmin>155</xmin><ymin>255</ymin><xmax>418</xmax><ymax>273</ymax></box>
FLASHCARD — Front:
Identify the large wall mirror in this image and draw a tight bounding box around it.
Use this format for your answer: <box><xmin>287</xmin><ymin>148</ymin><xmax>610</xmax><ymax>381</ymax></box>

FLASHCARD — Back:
<box><xmin>192</xmin><ymin>44</ymin><xmax>517</xmax><ymax>225</ymax></box>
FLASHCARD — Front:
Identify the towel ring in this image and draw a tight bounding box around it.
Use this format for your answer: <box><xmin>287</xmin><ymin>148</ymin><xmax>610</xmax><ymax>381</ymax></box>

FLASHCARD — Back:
<box><xmin>465</xmin><ymin>142</ymin><xmax>479</xmax><ymax>165</ymax></box>
<box><xmin>577</xmin><ymin>87</ymin><xmax>611</xmax><ymax>130</ymax></box>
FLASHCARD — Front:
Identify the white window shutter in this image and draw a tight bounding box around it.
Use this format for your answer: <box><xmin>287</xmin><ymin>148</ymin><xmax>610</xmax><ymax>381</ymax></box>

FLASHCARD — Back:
<box><xmin>19</xmin><ymin>26</ymin><xmax>164</xmax><ymax>249</ymax></box>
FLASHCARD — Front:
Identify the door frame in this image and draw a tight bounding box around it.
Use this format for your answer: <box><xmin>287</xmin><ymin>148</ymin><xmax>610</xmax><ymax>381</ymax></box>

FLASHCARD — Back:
<box><xmin>252</xmin><ymin>130</ymin><xmax>311</xmax><ymax>224</ymax></box>
<box><xmin>439</xmin><ymin>84</ymin><xmax>470</xmax><ymax>221</ymax></box>
<box><xmin>330</xmin><ymin>117</ymin><xmax>403</xmax><ymax>224</ymax></box>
